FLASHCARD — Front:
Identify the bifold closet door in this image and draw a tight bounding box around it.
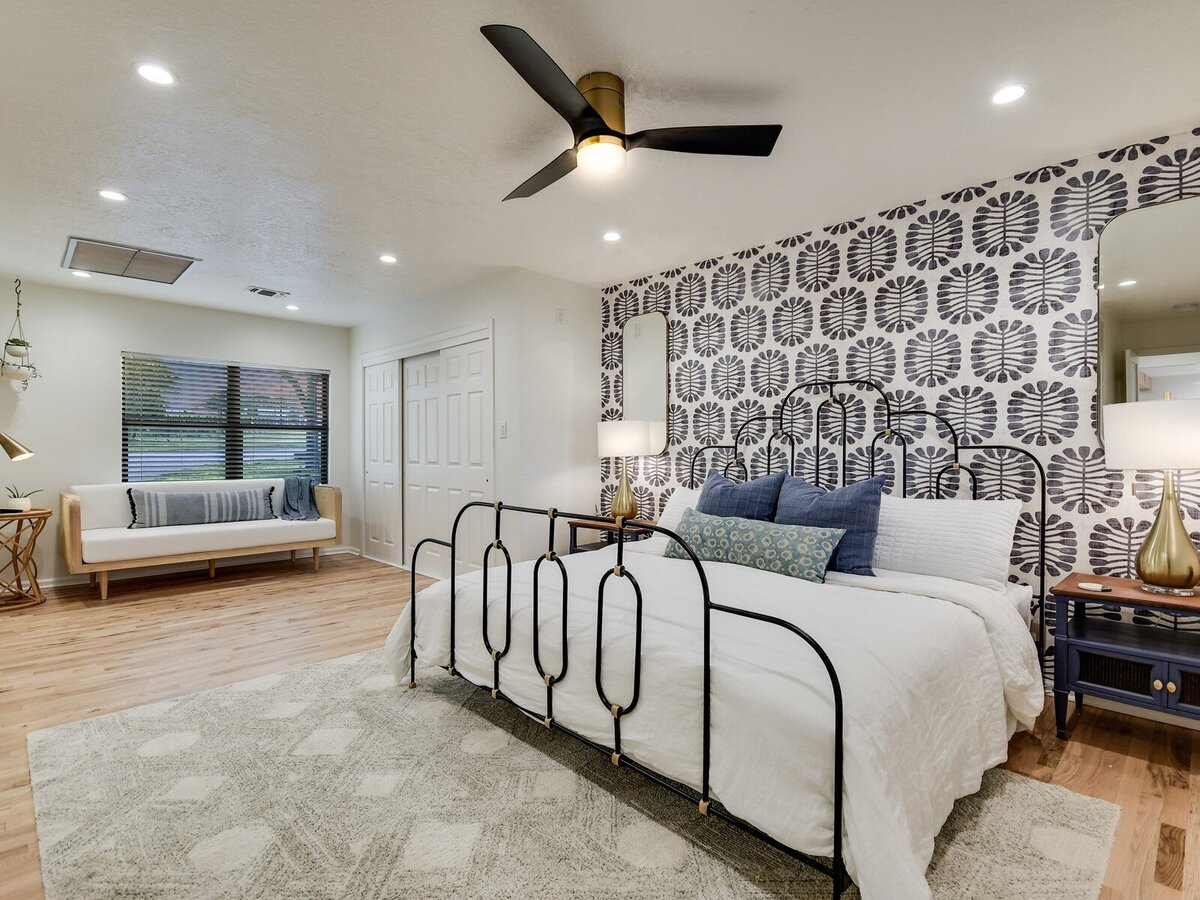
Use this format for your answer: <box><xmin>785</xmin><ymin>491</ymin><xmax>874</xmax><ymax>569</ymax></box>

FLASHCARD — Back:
<box><xmin>363</xmin><ymin>360</ymin><xmax>402</xmax><ymax>566</ymax></box>
<box><xmin>403</xmin><ymin>339</ymin><xmax>493</xmax><ymax>577</ymax></box>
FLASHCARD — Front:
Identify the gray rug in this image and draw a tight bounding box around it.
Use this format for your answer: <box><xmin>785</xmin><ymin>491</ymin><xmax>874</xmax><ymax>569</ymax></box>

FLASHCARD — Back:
<box><xmin>28</xmin><ymin>650</ymin><xmax>1119</xmax><ymax>899</ymax></box>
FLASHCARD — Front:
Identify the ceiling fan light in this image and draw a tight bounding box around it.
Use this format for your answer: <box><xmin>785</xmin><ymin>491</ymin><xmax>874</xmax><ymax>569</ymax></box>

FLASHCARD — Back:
<box><xmin>576</xmin><ymin>136</ymin><xmax>626</xmax><ymax>176</ymax></box>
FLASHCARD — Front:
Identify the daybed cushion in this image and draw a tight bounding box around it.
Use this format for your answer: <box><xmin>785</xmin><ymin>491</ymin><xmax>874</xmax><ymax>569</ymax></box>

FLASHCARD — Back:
<box><xmin>81</xmin><ymin>517</ymin><xmax>336</xmax><ymax>564</ymax></box>
<box><xmin>72</xmin><ymin>479</ymin><xmax>288</xmax><ymax>531</ymax></box>
<box><xmin>129</xmin><ymin>486</ymin><xmax>276</xmax><ymax>528</ymax></box>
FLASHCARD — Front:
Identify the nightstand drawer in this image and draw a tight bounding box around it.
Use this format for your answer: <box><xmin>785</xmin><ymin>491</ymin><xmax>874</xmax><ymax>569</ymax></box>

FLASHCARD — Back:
<box><xmin>1067</xmin><ymin>645</ymin><xmax>1166</xmax><ymax>707</ymax></box>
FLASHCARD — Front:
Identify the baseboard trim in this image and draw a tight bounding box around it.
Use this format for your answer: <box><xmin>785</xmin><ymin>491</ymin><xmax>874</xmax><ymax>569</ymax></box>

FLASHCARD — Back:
<box><xmin>40</xmin><ymin>546</ymin><xmax>362</xmax><ymax>590</ymax></box>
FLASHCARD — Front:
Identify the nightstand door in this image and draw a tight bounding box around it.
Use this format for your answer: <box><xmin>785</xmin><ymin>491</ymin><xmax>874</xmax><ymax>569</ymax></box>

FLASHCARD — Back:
<box><xmin>1166</xmin><ymin>663</ymin><xmax>1200</xmax><ymax>715</ymax></box>
<box><xmin>1067</xmin><ymin>645</ymin><xmax>1167</xmax><ymax>708</ymax></box>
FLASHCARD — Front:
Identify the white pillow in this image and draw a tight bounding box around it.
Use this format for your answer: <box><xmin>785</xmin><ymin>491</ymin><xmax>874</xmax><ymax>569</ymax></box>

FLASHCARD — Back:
<box><xmin>627</xmin><ymin>486</ymin><xmax>701</xmax><ymax>556</ymax></box>
<box><xmin>871</xmin><ymin>495</ymin><xmax>1020</xmax><ymax>592</ymax></box>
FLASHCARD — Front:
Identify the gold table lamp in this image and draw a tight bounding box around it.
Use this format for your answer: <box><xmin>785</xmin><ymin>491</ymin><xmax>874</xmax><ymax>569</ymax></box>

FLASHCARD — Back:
<box><xmin>1103</xmin><ymin>399</ymin><xmax>1200</xmax><ymax>596</ymax></box>
<box><xmin>597</xmin><ymin>420</ymin><xmax>652</xmax><ymax>520</ymax></box>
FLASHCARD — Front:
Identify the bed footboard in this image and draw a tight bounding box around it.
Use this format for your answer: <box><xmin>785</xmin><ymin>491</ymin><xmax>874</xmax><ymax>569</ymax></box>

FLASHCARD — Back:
<box><xmin>409</xmin><ymin>501</ymin><xmax>848</xmax><ymax>898</ymax></box>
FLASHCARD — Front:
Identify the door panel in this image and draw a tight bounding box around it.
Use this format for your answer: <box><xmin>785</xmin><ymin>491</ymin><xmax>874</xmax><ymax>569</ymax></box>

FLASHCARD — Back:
<box><xmin>402</xmin><ymin>339</ymin><xmax>493</xmax><ymax>577</ymax></box>
<box><xmin>363</xmin><ymin>361</ymin><xmax>402</xmax><ymax>566</ymax></box>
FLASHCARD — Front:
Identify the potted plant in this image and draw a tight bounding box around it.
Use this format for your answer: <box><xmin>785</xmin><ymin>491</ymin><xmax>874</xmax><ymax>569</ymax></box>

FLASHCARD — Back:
<box><xmin>2</xmin><ymin>361</ymin><xmax>38</xmax><ymax>383</ymax></box>
<box><xmin>2</xmin><ymin>486</ymin><xmax>41</xmax><ymax>513</ymax></box>
<box><xmin>4</xmin><ymin>338</ymin><xmax>30</xmax><ymax>359</ymax></box>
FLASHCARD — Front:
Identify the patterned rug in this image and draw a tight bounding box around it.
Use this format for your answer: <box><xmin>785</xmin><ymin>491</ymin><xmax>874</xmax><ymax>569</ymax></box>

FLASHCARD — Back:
<box><xmin>28</xmin><ymin>650</ymin><xmax>1119</xmax><ymax>899</ymax></box>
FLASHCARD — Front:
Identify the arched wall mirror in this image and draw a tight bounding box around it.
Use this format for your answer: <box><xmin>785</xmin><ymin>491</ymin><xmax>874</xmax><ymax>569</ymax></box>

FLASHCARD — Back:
<box><xmin>1099</xmin><ymin>196</ymin><xmax>1200</xmax><ymax>420</ymax></box>
<box><xmin>622</xmin><ymin>311</ymin><xmax>668</xmax><ymax>454</ymax></box>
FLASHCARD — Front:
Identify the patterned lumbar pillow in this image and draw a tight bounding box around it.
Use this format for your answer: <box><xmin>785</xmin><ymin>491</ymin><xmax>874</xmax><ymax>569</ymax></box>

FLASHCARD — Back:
<box><xmin>774</xmin><ymin>474</ymin><xmax>886</xmax><ymax>576</ymax></box>
<box><xmin>128</xmin><ymin>486</ymin><xmax>276</xmax><ymax>529</ymax></box>
<box><xmin>696</xmin><ymin>470</ymin><xmax>787</xmax><ymax>521</ymax></box>
<box><xmin>664</xmin><ymin>507</ymin><xmax>844</xmax><ymax>582</ymax></box>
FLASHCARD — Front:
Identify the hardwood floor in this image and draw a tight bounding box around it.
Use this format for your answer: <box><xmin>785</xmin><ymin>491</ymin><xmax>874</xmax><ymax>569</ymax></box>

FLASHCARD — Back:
<box><xmin>1</xmin><ymin>554</ymin><xmax>1195</xmax><ymax>898</ymax></box>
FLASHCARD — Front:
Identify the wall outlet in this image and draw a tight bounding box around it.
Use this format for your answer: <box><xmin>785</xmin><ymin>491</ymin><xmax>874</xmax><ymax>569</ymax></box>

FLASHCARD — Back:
<box><xmin>498</xmin><ymin>421</ymin><xmax>508</xmax><ymax>439</ymax></box>
<box><xmin>555</xmin><ymin>307</ymin><xmax>565</xmax><ymax>327</ymax></box>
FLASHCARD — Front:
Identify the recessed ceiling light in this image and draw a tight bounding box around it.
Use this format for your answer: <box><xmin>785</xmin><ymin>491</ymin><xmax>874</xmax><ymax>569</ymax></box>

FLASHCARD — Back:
<box><xmin>1097</xmin><ymin>284</ymin><xmax>1105</xmax><ymax>290</ymax></box>
<box><xmin>137</xmin><ymin>64</ymin><xmax>175</xmax><ymax>85</ymax></box>
<box><xmin>285</xmin><ymin>304</ymin><xmax>299</xmax><ymax>311</ymax></box>
<box><xmin>1119</xmin><ymin>279</ymin><xmax>1137</xmax><ymax>287</ymax></box>
<box><xmin>98</xmin><ymin>189</ymin><xmax>127</xmax><ymax>202</ymax></box>
<box><xmin>990</xmin><ymin>84</ymin><xmax>1027</xmax><ymax>105</ymax></box>
<box><xmin>71</xmin><ymin>270</ymin><xmax>92</xmax><ymax>278</ymax></box>
<box><xmin>379</xmin><ymin>254</ymin><xmax>397</xmax><ymax>264</ymax></box>
<box><xmin>602</xmin><ymin>231</ymin><xmax>621</xmax><ymax>242</ymax></box>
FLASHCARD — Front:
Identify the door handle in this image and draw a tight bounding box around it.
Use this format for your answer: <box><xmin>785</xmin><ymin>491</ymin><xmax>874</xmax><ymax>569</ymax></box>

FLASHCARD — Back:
<box><xmin>1168</xmin><ymin>681</ymin><xmax>1178</xmax><ymax>694</ymax></box>
<box><xmin>1153</xmin><ymin>678</ymin><xmax>1164</xmax><ymax>691</ymax></box>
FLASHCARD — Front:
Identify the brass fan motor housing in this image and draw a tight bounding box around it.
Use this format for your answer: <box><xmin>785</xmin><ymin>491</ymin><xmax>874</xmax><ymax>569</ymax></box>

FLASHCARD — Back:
<box><xmin>576</xmin><ymin>71</ymin><xmax>625</xmax><ymax>144</ymax></box>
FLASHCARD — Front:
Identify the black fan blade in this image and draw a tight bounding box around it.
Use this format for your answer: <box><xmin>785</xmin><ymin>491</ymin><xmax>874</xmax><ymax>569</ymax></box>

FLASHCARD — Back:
<box><xmin>503</xmin><ymin>148</ymin><xmax>578</xmax><ymax>200</ymax></box>
<box><xmin>481</xmin><ymin>25</ymin><xmax>606</xmax><ymax>135</ymax></box>
<box><xmin>626</xmin><ymin>124</ymin><xmax>782</xmax><ymax>156</ymax></box>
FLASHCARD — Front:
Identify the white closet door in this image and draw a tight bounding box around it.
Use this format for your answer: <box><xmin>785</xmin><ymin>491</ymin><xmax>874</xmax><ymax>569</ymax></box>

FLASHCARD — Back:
<box><xmin>403</xmin><ymin>351</ymin><xmax>447</xmax><ymax>576</ymax></box>
<box><xmin>363</xmin><ymin>360</ymin><xmax>402</xmax><ymax>565</ymax></box>
<box><xmin>441</xmin><ymin>339</ymin><xmax>494</xmax><ymax>573</ymax></box>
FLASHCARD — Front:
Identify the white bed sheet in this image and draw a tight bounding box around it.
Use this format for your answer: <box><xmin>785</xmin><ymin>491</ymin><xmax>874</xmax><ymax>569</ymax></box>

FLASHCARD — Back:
<box><xmin>384</xmin><ymin>546</ymin><xmax>1043</xmax><ymax>900</ymax></box>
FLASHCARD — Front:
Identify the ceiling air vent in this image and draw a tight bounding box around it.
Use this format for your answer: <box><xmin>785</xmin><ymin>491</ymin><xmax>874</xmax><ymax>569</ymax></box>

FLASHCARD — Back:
<box><xmin>62</xmin><ymin>237</ymin><xmax>199</xmax><ymax>284</ymax></box>
<box><xmin>246</xmin><ymin>286</ymin><xmax>291</xmax><ymax>298</ymax></box>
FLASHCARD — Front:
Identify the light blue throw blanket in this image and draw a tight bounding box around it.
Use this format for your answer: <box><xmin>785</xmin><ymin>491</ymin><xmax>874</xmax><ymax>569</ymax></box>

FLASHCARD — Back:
<box><xmin>281</xmin><ymin>476</ymin><xmax>321</xmax><ymax>521</ymax></box>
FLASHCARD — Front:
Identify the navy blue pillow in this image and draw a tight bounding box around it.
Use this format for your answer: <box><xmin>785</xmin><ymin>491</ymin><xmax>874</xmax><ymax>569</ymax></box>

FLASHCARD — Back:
<box><xmin>774</xmin><ymin>475</ymin><xmax>886</xmax><ymax>576</ymax></box>
<box><xmin>696</xmin><ymin>470</ymin><xmax>786</xmax><ymax>522</ymax></box>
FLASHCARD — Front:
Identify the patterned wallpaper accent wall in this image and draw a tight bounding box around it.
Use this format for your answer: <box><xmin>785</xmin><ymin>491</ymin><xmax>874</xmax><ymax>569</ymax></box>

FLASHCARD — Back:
<box><xmin>599</xmin><ymin>124</ymin><xmax>1200</xmax><ymax>624</ymax></box>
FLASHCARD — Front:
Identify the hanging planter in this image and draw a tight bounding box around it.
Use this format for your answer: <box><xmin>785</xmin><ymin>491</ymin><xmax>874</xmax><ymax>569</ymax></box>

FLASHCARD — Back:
<box><xmin>2</xmin><ymin>362</ymin><xmax>37</xmax><ymax>382</ymax></box>
<box><xmin>5</xmin><ymin>338</ymin><xmax>30</xmax><ymax>359</ymax></box>
<box><xmin>5</xmin><ymin>280</ymin><xmax>39</xmax><ymax>391</ymax></box>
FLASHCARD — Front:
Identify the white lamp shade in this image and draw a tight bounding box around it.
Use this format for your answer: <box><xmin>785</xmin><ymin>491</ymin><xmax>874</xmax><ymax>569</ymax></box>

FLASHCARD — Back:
<box><xmin>1102</xmin><ymin>399</ymin><xmax>1200</xmax><ymax>469</ymax></box>
<box><xmin>597</xmin><ymin>419</ymin><xmax>652</xmax><ymax>458</ymax></box>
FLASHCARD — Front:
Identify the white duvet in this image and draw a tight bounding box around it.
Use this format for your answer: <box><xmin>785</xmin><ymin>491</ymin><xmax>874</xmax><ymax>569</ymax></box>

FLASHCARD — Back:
<box><xmin>383</xmin><ymin>546</ymin><xmax>1044</xmax><ymax>900</ymax></box>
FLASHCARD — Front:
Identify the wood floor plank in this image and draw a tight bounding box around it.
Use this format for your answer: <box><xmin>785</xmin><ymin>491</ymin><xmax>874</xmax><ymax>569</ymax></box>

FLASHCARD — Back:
<box><xmin>3</xmin><ymin>555</ymin><xmax>1199</xmax><ymax>897</ymax></box>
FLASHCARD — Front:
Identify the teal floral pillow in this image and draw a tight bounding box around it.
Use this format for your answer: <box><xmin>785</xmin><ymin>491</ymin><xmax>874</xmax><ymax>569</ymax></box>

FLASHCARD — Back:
<box><xmin>664</xmin><ymin>507</ymin><xmax>844</xmax><ymax>582</ymax></box>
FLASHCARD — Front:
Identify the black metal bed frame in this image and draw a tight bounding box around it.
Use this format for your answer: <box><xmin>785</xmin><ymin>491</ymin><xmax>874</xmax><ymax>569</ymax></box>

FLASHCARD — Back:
<box><xmin>408</xmin><ymin>378</ymin><xmax>1048</xmax><ymax>899</ymax></box>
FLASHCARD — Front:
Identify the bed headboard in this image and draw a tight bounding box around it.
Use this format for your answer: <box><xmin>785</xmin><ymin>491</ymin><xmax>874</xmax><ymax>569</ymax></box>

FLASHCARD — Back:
<box><xmin>685</xmin><ymin>378</ymin><xmax>1047</xmax><ymax>649</ymax></box>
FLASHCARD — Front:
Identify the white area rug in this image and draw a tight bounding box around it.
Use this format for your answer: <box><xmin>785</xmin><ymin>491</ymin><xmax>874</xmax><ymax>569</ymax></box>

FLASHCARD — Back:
<box><xmin>28</xmin><ymin>649</ymin><xmax>1119</xmax><ymax>899</ymax></box>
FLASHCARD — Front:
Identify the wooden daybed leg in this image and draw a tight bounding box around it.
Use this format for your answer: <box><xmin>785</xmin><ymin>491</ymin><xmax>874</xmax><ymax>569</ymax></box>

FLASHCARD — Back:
<box><xmin>208</xmin><ymin>559</ymin><xmax>216</xmax><ymax>578</ymax></box>
<box><xmin>88</xmin><ymin>572</ymin><xmax>96</xmax><ymax>589</ymax></box>
<box><xmin>312</xmin><ymin>547</ymin><xmax>320</xmax><ymax>572</ymax></box>
<box><xmin>290</xmin><ymin>549</ymin><xmax>296</xmax><ymax>563</ymax></box>
<box><xmin>99</xmin><ymin>571</ymin><xmax>109</xmax><ymax>601</ymax></box>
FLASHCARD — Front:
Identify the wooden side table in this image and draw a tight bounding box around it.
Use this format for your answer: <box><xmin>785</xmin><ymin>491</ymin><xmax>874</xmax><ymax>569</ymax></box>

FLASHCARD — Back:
<box><xmin>1050</xmin><ymin>572</ymin><xmax>1200</xmax><ymax>738</ymax></box>
<box><xmin>566</xmin><ymin>518</ymin><xmax>655</xmax><ymax>554</ymax></box>
<box><xmin>0</xmin><ymin>508</ymin><xmax>52</xmax><ymax>611</ymax></box>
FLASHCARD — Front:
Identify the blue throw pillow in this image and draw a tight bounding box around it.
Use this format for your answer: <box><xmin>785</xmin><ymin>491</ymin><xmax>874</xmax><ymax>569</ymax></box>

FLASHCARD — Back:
<box><xmin>774</xmin><ymin>475</ymin><xmax>885</xmax><ymax>576</ymax></box>
<box><xmin>696</xmin><ymin>470</ymin><xmax>787</xmax><ymax>522</ymax></box>
<box><xmin>664</xmin><ymin>508</ymin><xmax>844</xmax><ymax>583</ymax></box>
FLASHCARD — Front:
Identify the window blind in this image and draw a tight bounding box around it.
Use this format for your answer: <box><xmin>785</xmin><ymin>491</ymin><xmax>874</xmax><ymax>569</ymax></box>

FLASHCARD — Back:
<box><xmin>121</xmin><ymin>352</ymin><xmax>329</xmax><ymax>483</ymax></box>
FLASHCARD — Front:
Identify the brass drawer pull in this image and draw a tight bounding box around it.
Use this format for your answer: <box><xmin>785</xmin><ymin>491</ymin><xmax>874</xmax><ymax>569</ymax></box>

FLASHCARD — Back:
<box><xmin>1168</xmin><ymin>681</ymin><xmax>1178</xmax><ymax>694</ymax></box>
<box><xmin>1153</xmin><ymin>679</ymin><xmax>1164</xmax><ymax>691</ymax></box>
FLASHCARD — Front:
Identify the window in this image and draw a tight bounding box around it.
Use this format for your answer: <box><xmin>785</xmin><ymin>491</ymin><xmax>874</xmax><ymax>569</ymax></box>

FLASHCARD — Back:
<box><xmin>122</xmin><ymin>352</ymin><xmax>329</xmax><ymax>482</ymax></box>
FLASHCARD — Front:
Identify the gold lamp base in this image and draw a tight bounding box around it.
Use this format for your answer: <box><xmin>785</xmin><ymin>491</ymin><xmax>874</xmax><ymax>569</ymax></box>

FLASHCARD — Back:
<box><xmin>1136</xmin><ymin>470</ymin><xmax>1200</xmax><ymax>597</ymax></box>
<box><xmin>610</xmin><ymin>457</ymin><xmax>639</xmax><ymax>520</ymax></box>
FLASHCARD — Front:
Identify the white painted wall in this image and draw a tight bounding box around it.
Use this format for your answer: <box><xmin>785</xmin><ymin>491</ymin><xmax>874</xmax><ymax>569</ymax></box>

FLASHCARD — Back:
<box><xmin>350</xmin><ymin>267</ymin><xmax>599</xmax><ymax>562</ymax></box>
<box><xmin>0</xmin><ymin>280</ymin><xmax>355</xmax><ymax>583</ymax></box>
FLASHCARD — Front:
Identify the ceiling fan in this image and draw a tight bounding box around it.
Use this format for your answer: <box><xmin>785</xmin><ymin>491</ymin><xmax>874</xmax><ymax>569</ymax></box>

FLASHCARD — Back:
<box><xmin>481</xmin><ymin>24</ymin><xmax>783</xmax><ymax>200</ymax></box>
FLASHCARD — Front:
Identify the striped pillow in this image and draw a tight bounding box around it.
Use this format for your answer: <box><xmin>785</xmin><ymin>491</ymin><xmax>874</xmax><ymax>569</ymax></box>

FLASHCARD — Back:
<box><xmin>128</xmin><ymin>487</ymin><xmax>276</xmax><ymax>529</ymax></box>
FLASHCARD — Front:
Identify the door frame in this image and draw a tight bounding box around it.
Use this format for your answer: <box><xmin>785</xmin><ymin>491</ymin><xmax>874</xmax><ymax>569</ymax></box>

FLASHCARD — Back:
<box><xmin>358</xmin><ymin>320</ymin><xmax>495</xmax><ymax>565</ymax></box>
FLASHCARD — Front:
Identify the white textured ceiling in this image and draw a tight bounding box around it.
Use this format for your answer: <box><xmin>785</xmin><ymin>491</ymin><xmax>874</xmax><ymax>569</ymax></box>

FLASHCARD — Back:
<box><xmin>3</xmin><ymin>0</ymin><xmax>1200</xmax><ymax>326</ymax></box>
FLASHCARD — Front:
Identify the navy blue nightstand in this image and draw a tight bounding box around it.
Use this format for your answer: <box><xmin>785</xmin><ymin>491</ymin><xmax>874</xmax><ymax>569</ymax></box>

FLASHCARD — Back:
<box><xmin>1051</xmin><ymin>572</ymin><xmax>1200</xmax><ymax>739</ymax></box>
